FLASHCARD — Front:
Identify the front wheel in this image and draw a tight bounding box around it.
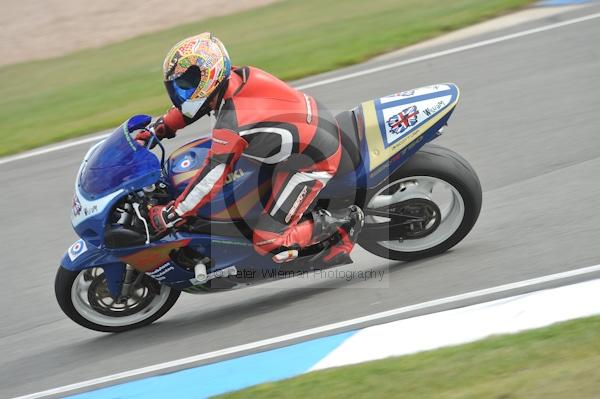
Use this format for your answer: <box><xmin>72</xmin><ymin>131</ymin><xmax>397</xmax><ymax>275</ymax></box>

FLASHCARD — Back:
<box><xmin>359</xmin><ymin>144</ymin><xmax>482</xmax><ymax>261</ymax></box>
<box><xmin>55</xmin><ymin>266</ymin><xmax>180</xmax><ymax>333</ymax></box>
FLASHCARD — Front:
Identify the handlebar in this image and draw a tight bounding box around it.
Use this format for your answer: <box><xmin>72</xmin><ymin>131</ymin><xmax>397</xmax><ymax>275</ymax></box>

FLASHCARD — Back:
<box><xmin>145</xmin><ymin>125</ymin><xmax>167</xmax><ymax>175</ymax></box>
<box><xmin>127</xmin><ymin>192</ymin><xmax>172</xmax><ymax>244</ymax></box>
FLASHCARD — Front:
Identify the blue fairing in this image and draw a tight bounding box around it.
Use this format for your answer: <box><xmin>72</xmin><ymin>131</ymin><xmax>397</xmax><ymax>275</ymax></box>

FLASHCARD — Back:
<box><xmin>61</xmin><ymin>239</ymin><xmax>122</xmax><ymax>270</ymax></box>
<box><xmin>61</xmin><ymin>239</ymin><xmax>126</xmax><ymax>297</ymax></box>
<box><xmin>72</xmin><ymin>116</ymin><xmax>161</xmax><ymax>245</ymax></box>
<box><xmin>79</xmin><ymin>117</ymin><xmax>159</xmax><ymax>200</ymax></box>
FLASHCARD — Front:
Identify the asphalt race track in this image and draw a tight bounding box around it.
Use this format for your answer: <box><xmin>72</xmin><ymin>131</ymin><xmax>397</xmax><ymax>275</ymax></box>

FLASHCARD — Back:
<box><xmin>2</xmin><ymin>4</ymin><xmax>600</xmax><ymax>397</ymax></box>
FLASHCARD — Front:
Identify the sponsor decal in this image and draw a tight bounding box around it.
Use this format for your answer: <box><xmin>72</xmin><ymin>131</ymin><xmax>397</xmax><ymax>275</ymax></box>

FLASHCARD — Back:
<box><xmin>122</xmin><ymin>125</ymin><xmax>138</xmax><ymax>151</ymax></box>
<box><xmin>381</xmin><ymin>90</ymin><xmax>415</xmax><ymax>103</ymax></box>
<box><xmin>83</xmin><ymin>205</ymin><xmax>98</xmax><ymax>216</ymax></box>
<box><xmin>380</xmin><ymin>84</ymin><xmax>452</xmax><ymax>105</ymax></box>
<box><xmin>286</xmin><ymin>185</ymin><xmax>309</xmax><ymax>223</ymax></box>
<box><xmin>146</xmin><ymin>262</ymin><xmax>175</xmax><ymax>281</ymax></box>
<box><xmin>387</xmin><ymin>105</ymin><xmax>419</xmax><ymax>136</ymax></box>
<box><xmin>68</xmin><ymin>239</ymin><xmax>87</xmax><ymax>261</ymax></box>
<box><xmin>224</xmin><ymin>168</ymin><xmax>245</xmax><ymax>184</ymax></box>
<box><xmin>212</xmin><ymin>137</ymin><xmax>229</xmax><ymax>145</ymax></box>
<box><xmin>422</xmin><ymin>100</ymin><xmax>446</xmax><ymax>117</ymax></box>
<box><xmin>72</xmin><ymin>195</ymin><xmax>82</xmax><ymax>216</ymax></box>
<box><xmin>397</xmin><ymin>89</ymin><xmax>415</xmax><ymax>97</ymax></box>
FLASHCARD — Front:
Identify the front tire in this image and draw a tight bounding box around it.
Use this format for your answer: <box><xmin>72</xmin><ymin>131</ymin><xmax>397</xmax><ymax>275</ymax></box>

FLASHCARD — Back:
<box><xmin>359</xmin><ymin>144</ymin><xmax>482</xmax><ymax>261</ymax></box>
<box><xmin>55</xmin><ymin>266</ymin><xmax>180</xmax><ymax>333</ymax></box>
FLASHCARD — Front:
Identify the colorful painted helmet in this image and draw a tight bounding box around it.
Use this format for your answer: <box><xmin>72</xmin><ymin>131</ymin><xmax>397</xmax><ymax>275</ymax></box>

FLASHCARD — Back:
<box><xmin>163</xmin><ymin>32</ymin><xmax>231</xmax><ymax>118</ymax></box>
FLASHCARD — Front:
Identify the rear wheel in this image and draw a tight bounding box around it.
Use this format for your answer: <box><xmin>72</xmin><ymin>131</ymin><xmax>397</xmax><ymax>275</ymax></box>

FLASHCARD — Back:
<box><xmin>359</xmin><ymin>144</ymin><xmax>482</xmax><ymax>261</ymax></box>
<box><xmin>55</xmin><ymin>265</ymin><xmax>180</xmax><ymax>333</ymax></box>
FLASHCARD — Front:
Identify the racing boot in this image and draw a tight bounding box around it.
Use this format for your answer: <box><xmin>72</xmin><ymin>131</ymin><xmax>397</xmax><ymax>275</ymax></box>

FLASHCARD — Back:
<box><xmin>302</xmin><ymin>205</ymin><xmax>365</xmax><ymax>267</ymax></box>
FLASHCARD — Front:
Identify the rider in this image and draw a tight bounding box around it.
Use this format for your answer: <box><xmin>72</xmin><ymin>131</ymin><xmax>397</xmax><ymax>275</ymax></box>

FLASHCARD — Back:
<box><xmin>137</xmin><ymin>32</ymin><xmax>364</xmax><ymax>266</ymax></box>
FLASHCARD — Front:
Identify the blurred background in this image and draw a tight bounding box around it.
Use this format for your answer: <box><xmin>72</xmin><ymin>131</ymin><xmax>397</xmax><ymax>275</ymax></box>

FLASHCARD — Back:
<box><xmin>0</xmin><ymin>0</ymin><xmax>277</xmax><ymax>66</ymax></box>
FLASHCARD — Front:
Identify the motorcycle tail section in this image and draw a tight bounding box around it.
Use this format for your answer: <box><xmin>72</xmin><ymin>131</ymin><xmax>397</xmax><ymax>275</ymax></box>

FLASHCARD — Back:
<box><xmin>358</xmin><ymin>83</ymin><xmax>460</xmax><ymax>187</ymax></box>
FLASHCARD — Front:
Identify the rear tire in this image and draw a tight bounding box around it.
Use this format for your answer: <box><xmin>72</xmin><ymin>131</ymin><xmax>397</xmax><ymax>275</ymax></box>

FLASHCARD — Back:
<box><xmin>359</xmin><ymin>144</ymin><xmax>482</xmax><ymax>261</ymax></box>
<box><xmin>55</xmin><ymin>266</ymin><xmax>180</xmax><ymax>333</ymax></box>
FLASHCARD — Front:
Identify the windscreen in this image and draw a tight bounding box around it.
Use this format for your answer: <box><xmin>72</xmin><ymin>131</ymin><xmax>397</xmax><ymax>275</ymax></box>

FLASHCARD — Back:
<box><xmin>79</xmin><ymin>119</ymin><xmax>160</xmax><ymax>198</ymax></box>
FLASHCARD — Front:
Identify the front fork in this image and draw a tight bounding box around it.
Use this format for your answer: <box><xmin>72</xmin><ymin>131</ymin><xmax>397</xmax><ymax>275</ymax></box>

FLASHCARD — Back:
<box><xmin>102</xmin><ymin>262</ymin><xmax>127</xmax><ymax>298</ymax></box>
<box><xmin>75</xmin><ymin>263</ymin><xmax>137</xmax><ymax>300</ymax></box>
<box><xmin>119</xmin><ymin>264</ymin><xmax>140</xmax><ymax>298</ymax></box>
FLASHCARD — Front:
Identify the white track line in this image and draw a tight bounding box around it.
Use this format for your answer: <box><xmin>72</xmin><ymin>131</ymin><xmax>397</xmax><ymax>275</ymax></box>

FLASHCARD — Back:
<box><xmin>0</xmin><ymin>134</ymin><xmax>110</xmax><ymax>166</ymax></box>
<box><xmin>1</xmin><ymin>10</ymin><xmax>599</xmax><ymax>167</ymax></box>
<box><xmin>13</xmin><ymin>263</ymin><xmax>600</xmax><ymax>399</ymax></box>
<box><xmin>295</xmin><ymin>11</ymin><xmax>600</xmax><ymax>90</ymax></box>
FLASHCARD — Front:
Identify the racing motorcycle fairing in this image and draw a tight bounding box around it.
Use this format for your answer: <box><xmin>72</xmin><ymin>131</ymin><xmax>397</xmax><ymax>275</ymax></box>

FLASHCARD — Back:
<box><xmin>167</xmin><ymin>140</ymin><xmax>272</xmax><ymax>222</ymax></box>
<box><xmin>60</xmin><ymin>239</ymin><xmax>126</xmax><ymax>297</ymax></box>
<box><xmin>72</xmin><ymin>117</ymin><xmax>161</xmax><ymax>246</ymax></box>
<box><xmin>78</xmin><ymin>116</ymin><xmax>159</xmax><ymax>199</ymax></box>
<box><xmin>358</xmin><ymin>83</ymin><xmax>460</xmax><ymax>186</ymax></box>
<box><xmin>61</xmin><ymin>85</ymin><xmax>461</xmax><ymax>293</ymax></box>
<box><xmin>61</xmin><ymin>231</ymin><xmax>285</xmax><ymax>295</ymax></box>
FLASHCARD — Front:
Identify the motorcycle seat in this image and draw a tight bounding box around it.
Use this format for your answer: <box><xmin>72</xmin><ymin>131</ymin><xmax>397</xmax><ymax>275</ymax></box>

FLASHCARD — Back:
<box><xmin>335</xmin><ymin>110</ymin><xmax>361</xmax><ymax>175</ymax></box>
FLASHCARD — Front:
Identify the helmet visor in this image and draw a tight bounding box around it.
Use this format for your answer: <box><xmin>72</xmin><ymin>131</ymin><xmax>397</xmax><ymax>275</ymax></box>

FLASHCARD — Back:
<box><xmin>165</xmin><ymin>66</ymin><xmax>202</xmax><ymax>108</ymax></box>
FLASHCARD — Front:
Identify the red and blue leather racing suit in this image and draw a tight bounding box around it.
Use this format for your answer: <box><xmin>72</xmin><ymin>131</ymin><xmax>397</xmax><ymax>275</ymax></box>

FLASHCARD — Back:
<box><xmin>159</xmin><ymin>66</ymin><xmax>355</xmax><ymax>263</ymax></box>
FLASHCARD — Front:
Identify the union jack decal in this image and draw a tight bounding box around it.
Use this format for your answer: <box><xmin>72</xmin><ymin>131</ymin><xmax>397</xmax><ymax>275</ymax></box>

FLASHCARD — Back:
<box><xmin>387</xmin><ymin>105</ymin><xmax>419</xmax><ymax>135</ymax></box>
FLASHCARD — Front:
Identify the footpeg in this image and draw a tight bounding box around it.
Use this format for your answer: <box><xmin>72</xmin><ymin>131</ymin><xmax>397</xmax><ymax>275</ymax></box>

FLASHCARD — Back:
<box><xmin>194</xmin><ymin>257</ymin><xmax>211</xmax><ymax>282</ymax></box>
<box><xmin>273</xmin><ymin>249</ymin><xmax>299</xmax><ymax>264</ymax></box>
<box><xmin>194</xmin><ymin>263</ymin><xmax>207</xmax><ymax>282</ymax></box>
<box><xmin>190</xmin><ymin>265</ymin><xmax>238</xmax><ymax>286</ymax></box>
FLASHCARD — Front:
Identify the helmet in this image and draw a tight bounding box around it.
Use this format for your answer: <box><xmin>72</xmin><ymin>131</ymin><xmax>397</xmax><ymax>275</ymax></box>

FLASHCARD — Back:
<box><xmin>163</xmin><ymin>32</ymin><xmax>231</xmax><ymax>118</ymax></box>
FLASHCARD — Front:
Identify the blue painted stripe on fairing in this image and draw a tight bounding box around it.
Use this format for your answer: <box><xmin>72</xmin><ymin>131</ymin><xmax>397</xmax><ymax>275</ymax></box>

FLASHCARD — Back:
<box><xmin>374</xmin><ymin>90</ymin><xmax>452</xmax><ymax>110</ymax></box>
<box><xmin>66</xmin><ymin>331</ymin><xmax>355</xmax><ymax>399</ymax></box>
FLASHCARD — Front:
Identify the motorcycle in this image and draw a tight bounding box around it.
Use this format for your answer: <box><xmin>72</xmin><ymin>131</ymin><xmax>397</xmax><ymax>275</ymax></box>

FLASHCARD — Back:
<box><xmin>56</xmin><ymin>83</ymin><xmax>482</xmax><ymax>332</ymax></box>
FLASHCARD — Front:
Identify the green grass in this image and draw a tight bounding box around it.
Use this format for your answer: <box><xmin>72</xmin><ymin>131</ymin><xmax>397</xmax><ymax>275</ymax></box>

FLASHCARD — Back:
<box><xmin>0</xmin><ymin>0</ymin><xmax>533</xmax><ymax>156</ymax></box>
<box><xmin>218</xmin><ymin>315</ymin><xmax>600</xmax><ymax>399</ymax></box>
